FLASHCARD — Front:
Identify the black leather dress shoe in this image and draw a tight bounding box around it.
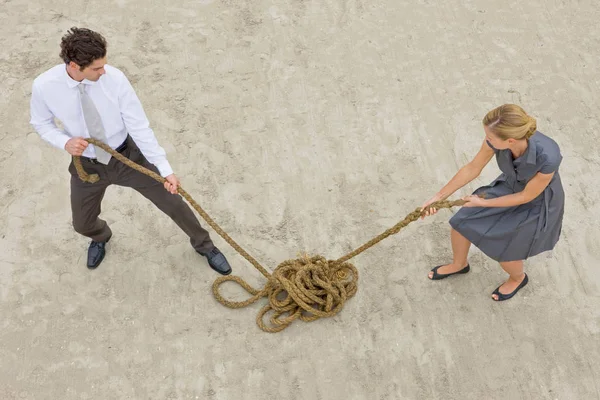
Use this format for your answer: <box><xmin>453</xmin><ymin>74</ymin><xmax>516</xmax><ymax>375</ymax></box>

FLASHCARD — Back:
<box><xmin>87</xmin><ymin>237</ymin><xmax>110</xmax><ymax>269</ymax></box>
<box><xmin>197</xmin><ymin>247</ymin><xmax>232</xmax><ymax>275</ymax></box>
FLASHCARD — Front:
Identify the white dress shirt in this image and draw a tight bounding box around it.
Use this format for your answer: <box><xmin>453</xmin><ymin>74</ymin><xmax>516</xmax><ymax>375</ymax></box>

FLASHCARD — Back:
<box><xmin>30</xmin><ymin>64</ymin><xmax>173</xmax><ymax>177</ymax></box>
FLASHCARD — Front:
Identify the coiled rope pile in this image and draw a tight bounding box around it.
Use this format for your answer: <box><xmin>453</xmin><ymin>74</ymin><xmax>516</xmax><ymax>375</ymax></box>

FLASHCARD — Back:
<box><xmin>75</xmin><ymin>139</ymin><xmax>466</xmax><ymax>332</ymax></box>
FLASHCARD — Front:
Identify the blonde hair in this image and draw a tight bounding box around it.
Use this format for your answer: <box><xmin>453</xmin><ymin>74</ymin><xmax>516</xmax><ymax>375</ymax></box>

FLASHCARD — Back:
<box><xmin>482</xmin><ymin>104</ymin><xmax>537</xmax><ymax>140</ymax></box>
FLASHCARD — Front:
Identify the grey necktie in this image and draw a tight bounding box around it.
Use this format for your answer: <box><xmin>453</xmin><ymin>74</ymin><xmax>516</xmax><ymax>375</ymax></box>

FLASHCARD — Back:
<box><xmin>78</xmin><ymin>84</ymin><xmax>111</xmax><ymax>164</ymax></box>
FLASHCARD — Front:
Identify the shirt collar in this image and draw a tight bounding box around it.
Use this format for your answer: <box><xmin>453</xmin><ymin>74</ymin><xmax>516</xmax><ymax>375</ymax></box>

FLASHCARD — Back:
<box><xmin>525</xmin><ymin>132</ymin><xmax>538</xmax><ymax>165</ymax></box>
<box><xmin>63</xmin><ymin>64</ymin><xmax>98</xmax><ymax>88</ymax></box>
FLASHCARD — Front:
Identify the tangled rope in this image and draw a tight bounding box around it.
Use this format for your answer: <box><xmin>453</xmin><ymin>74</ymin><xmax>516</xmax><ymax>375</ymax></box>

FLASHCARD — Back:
<box><xmin>75</xmin><ymin>139</ymin><xmax>466</xmax><ymax>332</ymax></box>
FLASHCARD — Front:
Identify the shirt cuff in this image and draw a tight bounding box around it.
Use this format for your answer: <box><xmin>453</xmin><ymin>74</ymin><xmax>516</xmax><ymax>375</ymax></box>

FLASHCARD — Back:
<box><xmin>154</xmin><ymin>159</ymin><xmax>174</xmax><ymax>178</ymax></box>
<box><xmin>56</xmin><ymin>133</ymin><xmax>71</xmax><ymax>151</ymax></box>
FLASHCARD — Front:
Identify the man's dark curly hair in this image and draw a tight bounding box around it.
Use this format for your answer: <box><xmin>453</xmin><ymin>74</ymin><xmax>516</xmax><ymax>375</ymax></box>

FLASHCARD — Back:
<box><xmin>59</xmin><ymin>27</ymin><xmax>107</xmax><ymax>70</ymax></box>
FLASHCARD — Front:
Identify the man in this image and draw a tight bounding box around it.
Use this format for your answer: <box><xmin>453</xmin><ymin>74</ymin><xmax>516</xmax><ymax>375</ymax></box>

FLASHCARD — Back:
<box><xmin>29</xmin><ymin>27</ymin><xmax>232</xmax><ymax>275</ymax></box>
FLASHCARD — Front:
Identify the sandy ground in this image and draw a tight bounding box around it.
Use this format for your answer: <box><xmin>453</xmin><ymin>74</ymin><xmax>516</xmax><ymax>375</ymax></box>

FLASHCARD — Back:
<box><xmin>1</xmin><ymin>0</ymin><xmax>600</xmax><ymax>399</ymax></box>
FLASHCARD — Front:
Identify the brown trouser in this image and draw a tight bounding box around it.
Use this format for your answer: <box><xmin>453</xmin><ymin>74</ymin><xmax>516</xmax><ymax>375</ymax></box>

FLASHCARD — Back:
<box><xmin>68</xmin><ymin>135</ymin><xmax>214</xmax><ymax>253</ymax></box>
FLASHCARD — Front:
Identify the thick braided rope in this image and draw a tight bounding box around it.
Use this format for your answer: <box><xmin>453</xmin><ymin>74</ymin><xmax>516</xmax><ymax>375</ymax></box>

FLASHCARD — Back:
<box><xmin>75</xmin><ymin>139</ymin><xmax>465</xmax><ymax>332</ymax></box>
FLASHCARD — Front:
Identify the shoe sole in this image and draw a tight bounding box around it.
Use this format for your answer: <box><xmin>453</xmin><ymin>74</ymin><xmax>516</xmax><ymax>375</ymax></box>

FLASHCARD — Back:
<box><xmin>210</xmin><ymin>265</ymin><xmax>232</xmax><ymax>276</ymax></box>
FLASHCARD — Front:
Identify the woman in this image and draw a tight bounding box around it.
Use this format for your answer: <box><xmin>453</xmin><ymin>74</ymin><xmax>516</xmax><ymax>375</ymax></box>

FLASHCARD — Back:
<box><xmin>420</xmin><ymin>104</ymin><xmax>564</xmax><ymax>301</ymax></box>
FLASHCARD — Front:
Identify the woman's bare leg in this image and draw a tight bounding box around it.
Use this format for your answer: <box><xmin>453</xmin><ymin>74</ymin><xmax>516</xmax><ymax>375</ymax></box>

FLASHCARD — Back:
<box><xmin>428</xmin><ymin>228</ymin><xmax>471</xmax><ymax>279</ymax></box>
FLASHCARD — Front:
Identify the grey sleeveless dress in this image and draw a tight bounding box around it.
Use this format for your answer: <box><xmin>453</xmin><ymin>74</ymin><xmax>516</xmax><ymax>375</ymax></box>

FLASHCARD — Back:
<box><xmin>449</xmin><ymin>131</ymin><xmax>565</xmax><ymax>262</ymax></box>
